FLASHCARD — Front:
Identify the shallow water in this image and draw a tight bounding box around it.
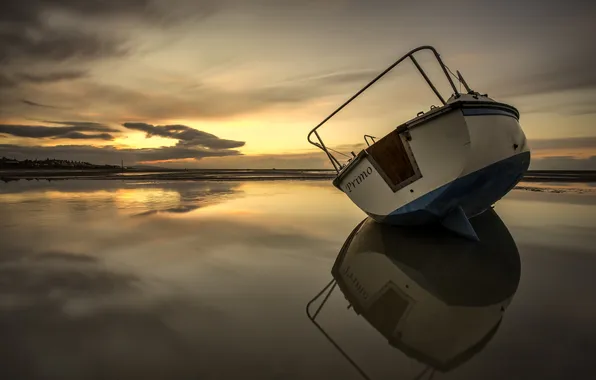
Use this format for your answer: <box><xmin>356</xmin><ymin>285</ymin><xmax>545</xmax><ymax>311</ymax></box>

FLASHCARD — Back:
<box><xmin>0</xmin><ymin>180</ymin><xmax>594</xmax><ymax>379</ymax></box>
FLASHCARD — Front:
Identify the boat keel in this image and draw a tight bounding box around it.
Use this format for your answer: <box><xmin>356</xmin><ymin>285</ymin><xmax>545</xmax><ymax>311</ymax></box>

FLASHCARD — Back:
<box><xmin>440</xmin><ymin>206</ymin><xmax>479</xmax><ymax>241</ymax></box>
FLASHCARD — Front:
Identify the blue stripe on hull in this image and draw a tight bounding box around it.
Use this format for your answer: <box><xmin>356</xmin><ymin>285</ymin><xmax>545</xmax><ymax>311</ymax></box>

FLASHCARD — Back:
<box><xmin>374</xmin><ymin>151</ymin><xmax>531</xmax><ymax>226</ymax></box>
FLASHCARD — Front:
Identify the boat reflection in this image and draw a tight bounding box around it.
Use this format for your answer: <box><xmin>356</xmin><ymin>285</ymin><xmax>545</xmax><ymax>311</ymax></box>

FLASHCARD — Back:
<box><xmin>307</xmin><ymin>209</ymin><xmax>521</xmax><ymax>379</ymax></box>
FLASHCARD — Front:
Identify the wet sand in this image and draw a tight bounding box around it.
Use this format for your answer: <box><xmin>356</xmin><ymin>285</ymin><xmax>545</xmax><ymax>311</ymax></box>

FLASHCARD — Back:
<box><xmin>0</xmin><ymin>169</ymin><xmax>336</xmax><ymax>182</ymax></box>
<box><xmin>2</xmin><ymin>169</ymin><xmax>596</xmax><ymax>183</ymax></box>
<box><xmin>0</xmin><ymin>180</ymin><xmax>594</xmax><ymax>379</ymax></box>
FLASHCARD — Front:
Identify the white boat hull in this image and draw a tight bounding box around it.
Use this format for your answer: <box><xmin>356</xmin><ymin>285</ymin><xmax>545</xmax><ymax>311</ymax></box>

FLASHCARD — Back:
<box><xmin>334</xmin><ymin>98</ymin><xmax>530</xmax><ymax>232</ymax></box>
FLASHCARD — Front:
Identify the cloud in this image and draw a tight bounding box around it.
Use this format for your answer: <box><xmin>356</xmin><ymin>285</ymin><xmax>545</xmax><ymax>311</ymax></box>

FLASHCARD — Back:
<box><xmin>4</xmin><ymin>66</ymin><xmax>379</xmax><ymax>123</ymax></box>
<box><xmin>0</xmin><ymin>122</ymin><xmax>245</xmax><ymax>165</ymax></box>
<box><xmin>1</xmin><ymin>3</ymin><xmax>378</xmax><ymax>123</ymax></box>
<box><xmin>0</xmin><ymin>74</ymin><xmax>15</xmax><ymax>88</ymax></box>
<box><xmin>123</xmin><ymin>123</ymin><xmax>245</xmax><ymax>149</ymax></box>
<box><xmin>0</xmin><ymin>0</ymin><xmax>148</xmax><ymax>65</ymax></box>
<box><xmin>164</xmin><ymin>150</ymin><xmax>334</xmax><ymax>170</ymax></box>
<box><xmin>15</xmin><ymin>70</ymin><xmax>88</xmax><ymax>84</ymax></box>
<box><xmin>57</xmin><ymin>132</ymin><xmax>114</xmax><ymax>140</ymax></box>
<box><xmin>0</xmin><ymin>25</ymin><xmax>127</xmax><ymax>65</ymax></box>
<box><xmin>0</xmin><ymin>143</ymin><xmax>242</xmax><ymax>165</ymax></box>
<box><xmin>21</xmin><ymin>99</ymin><xmax>62</xmax><ymax>109</ymax></box>
<box><xmin>0</xmin><ymin>122</ymin><xmax>119</xmax><ymax>140</ymax></box>
<box><xmin>526</xmin><ymin>136</ymin><xmax>596</xmax><ymax>169</ymax></box>
<box><xmin>489</xmin><ymin>46</ymin><xmax>596</xmax><ymax>99</ymax></box>
<box><xmin>0</xmin><ymin>0</ymin><xmax>220</xmax><ymax>66</ymax></box>
<box><xmin>34</xmin><ymin>251</ymin><xmax>98</xmax><ymax>263</ymax></box>
<box><xmin>527</xmin><ymin>137</ymin><xmax>596</xmax><ymax>160</ymax></box>
<box><xmin>2</xmin><ymin>71</ymin><xmax>87</xmax><ymax>98</ymax></box>
<box><xmin>530</xmin><ymin>156</ymin><xmax>596</xmax><ymax>171</ymax></box>
<box><xmin>519</xmin><ymin>99</ymin><xmax>596</xmax><ymax>116</ymax></box>
<box><xmin>279</xmin><ymin>69</ymin><xmax>379</xmax><ymax>88</ymax></box>
<box><xmin>530</xmin><ymin>137</ymin><xmax>596</xmax><ymax>151</ymax></box>
<box><xmin>44</xmin><ymin>121</ymin><xmax>109</xmax><ymax>128</ymax></box>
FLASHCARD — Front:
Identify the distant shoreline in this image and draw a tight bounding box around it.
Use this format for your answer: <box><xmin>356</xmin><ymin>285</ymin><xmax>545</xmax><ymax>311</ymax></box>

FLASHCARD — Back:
<box><xmin>1</xmin><ymin>169</ymin><xmax>596</xmax><ymax>183</ymax></box>
<box><xmin>0</xmin><ymin>168</ymin><xmax>335</xmax><ymax>182</ymax></box>
<box><xmin>521</xmin><ymin>170</ymin><xmax>596</xmax><ymax>182</ymax></box>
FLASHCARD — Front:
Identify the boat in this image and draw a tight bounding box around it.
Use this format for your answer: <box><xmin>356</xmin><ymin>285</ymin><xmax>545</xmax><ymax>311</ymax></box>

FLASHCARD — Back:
<box><xmin>306</xmin><ymin>209</ymin><xmax>521</xmax><ymax>379</ymax></box>
<box><xmin>307</xmin><ymin>46</ymin><xmax>531</xmax><ymax>240</ymax></box>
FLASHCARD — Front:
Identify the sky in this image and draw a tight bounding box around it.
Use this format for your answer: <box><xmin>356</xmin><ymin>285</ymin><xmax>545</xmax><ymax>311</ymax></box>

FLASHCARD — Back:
<box><xmin>1</xmin><ymin>0</ymin><xmax>595</xmax><ymax>169</ymax></box>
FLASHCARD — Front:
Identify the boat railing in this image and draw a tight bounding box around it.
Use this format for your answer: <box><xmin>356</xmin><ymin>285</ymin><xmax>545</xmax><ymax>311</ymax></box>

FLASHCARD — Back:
<box><xmin>364</xmin><ymin>135</ymin><xmax>377</xmax><ymax>147</ymax></box>
<box><xmin>306</xmin><ymin>278</ymin><xmax>373</xmax><ymax>380</ymax></box>
<box><xmin>307</xmin><ymin>45</ymin><xmax>472</xmax><ymax>173</ymax></box>
<box><xmin>307</xmin><ymin>278</ymin><xmax>437</xmax><ymax>380</ymax></box>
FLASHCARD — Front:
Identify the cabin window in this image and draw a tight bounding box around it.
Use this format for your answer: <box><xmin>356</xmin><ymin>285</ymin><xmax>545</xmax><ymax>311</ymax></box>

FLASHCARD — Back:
<box><xmin>364</xmin><ymin>287</ymin><xmax>409</xmax><ymax>337</ymax></box>
<box><xmin>366</xmin><ymin>129</ymin><xmax>422</xmax><ymax>191</ymax></box>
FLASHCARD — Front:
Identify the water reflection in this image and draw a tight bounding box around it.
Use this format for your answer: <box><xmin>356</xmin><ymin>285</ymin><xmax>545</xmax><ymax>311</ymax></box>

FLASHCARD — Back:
<box><xmin>1</xmin><ymin>180</ymin><xmax>594</xmax><ymax>379</ymax></box>
<box><xmin>0</xmin><ymin>180</ymin><xmax>352</xmax><ymax>379</ymax></box>
<box><xmin>0</xmin><ymin>180</ymin><xmax>244</xmax><ymax>217</ymax></box>
<box><xmin>308</xmin><ymin>209</ymin><xmax>521</xmax><ymax>379</ymax></box>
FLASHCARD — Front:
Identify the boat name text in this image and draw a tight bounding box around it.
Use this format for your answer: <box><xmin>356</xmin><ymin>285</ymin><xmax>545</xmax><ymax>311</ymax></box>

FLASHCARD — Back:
<box><xmin>345</xmin><ymin>166</ymin><xmax>373</xmax><ymax>193</ymax></box>
<box><xmin>342</xmin><ymin>265</ymin><xmax>369</xmax><ymax>300</ymax></box>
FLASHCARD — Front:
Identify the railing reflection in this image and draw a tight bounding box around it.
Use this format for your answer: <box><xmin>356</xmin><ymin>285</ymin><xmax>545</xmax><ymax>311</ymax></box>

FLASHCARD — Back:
<box><xmin>307</xmin><ymin>209</ymin><xmax>521</xmax><ymax>379</ymax></box>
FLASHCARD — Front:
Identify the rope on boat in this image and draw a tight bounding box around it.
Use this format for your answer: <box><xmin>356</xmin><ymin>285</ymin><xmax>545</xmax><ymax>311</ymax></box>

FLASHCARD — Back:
<box><xmin>443</xmin><ymin>64</ymin><xmax>462</xmax><ymax>93</ymax></box>
<box><xmin>326</xmin><ymin>147</ymin><xmax>352</xmax><ymax>159</ymax></box>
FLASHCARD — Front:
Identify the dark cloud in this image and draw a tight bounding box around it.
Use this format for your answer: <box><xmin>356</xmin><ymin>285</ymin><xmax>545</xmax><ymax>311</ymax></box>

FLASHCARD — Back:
<box><xmin>0</xmin><ymin>26</ymin><xmax>127</xmax><ymax>65</ymax></box>
<box><xmin>57</xmin><ymin>132</ymin><xmax>114</xmax><ymax>141</ymax></box>
<box><xmin>15</xmin><ymin>70</ymin><xmax>87</xmax><ymax>84</ymax></box>
<box><xmin>33</xmin><ymin>251</ymin><xmax>98</xmax><ymax>263</ymax></box>
<box><xmin>0</xmin><ymin>0</ymin><xmax>220</xmax><ymax>126</ymax></box>
<box><xmin>530</xmin><ymin>137</ymin><xmax>596</xmax><ymax>151</ymax></box>
<box><xmin>123</xmin><ymin>123</ymin><xmax>245</xmax><ymax>149</ymax></box>
<box><xmin>3</xmin><ymin>0</ymin><xmax>153</xmax><ymax>20</ymax></box>
<box><xmin>492</xmin><ymin>51</ymin><xmax>596</xmax><ymax>98</ymax></box>
<box><xmin>524</xmin><ymin>137</ymin><xmax>596</xmax><ymax>170</ymax></box>
<box><xmin>519</xmin><ymin>99</ymin><xmax>596</xmax><ymax>116</ymax></box>
<box><xmin>3</xmin><ymin>66</ymin><xmax>380</xmax><ymax>122</ymax></box>
<box><xmin>0</xmin><ymin>143</ymin><xmax>242</xmax><ymax>165</ymax></box>
<box><xmin>0</xmin><ymin>0</ymin><xmax>218</xmax><ymax>22</ymax></box>
<box><xmin>1</xmin><ymin>0</ymin><xmax>593</xmax><ymax>173</ymax></box>
<box><xmin>0</xmin><ymin>74</ymin><xmax>15</xmax><ymax>88</ymax></box>
<box><xmin>21</xmin><ymin>99</ymin><xmax>62</xmax><ymax>109</ymax></box>
<box><xmin>0</xmin><ymin>0</ymin><xmax>218</xmax><ymax>66</ymax></box>
<box><xmin>530</xmin><ymin>156</ymin><xmax>596</xmax><ymax>171</ymax></box>
<box><xmin>0</xmin><ymin>0</ymin><xmax>150</xmax><ymax>65</ymax></box>
<box><xmin>0</xmin><ymin>123</ymin><xmax>119</xmax><ymax>140</ymax></box>
<box><xmin>0</xmin><ymin>121</ymin><xmax>245</xmax><ymax>165</ymax></box>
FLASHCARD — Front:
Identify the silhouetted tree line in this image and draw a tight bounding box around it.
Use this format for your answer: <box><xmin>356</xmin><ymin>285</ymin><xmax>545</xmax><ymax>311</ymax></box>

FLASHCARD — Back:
<box><xmin>0</xmin><ymin>156</ymin><xmax>119</xmax><ymax>170</ymax></box>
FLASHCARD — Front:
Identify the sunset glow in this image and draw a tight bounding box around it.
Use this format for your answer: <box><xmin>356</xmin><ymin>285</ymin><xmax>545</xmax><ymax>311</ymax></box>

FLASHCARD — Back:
<box><xmin>1</xmin><ymin>0</ymin><xmax>595</xmax><ymax>169</ymax></box>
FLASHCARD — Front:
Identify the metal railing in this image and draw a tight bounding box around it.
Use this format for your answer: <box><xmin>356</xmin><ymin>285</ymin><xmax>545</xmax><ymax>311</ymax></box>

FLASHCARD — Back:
<box><xmin>306</xmin><ymin>278</ymin><xmax>373</xmax><ymax>380</ymax></box>
<box><xmin>307</xmin><ymin>46</ymin><xmax>472</xmax><ymax>173</ymax></box>
<box><xmin>306</xmin><ymin>217</ymin><xmax>437</xmax><ymax>380</ymax></box>
<box><xmin>307</xmin><ymin>278</ymin><xmax>437</xmax><ymax>380</ymax></box>
<box><xmin>364</xmin><ymin>135</ymin><xmax>377</xmax><ymax>147</ymax></box>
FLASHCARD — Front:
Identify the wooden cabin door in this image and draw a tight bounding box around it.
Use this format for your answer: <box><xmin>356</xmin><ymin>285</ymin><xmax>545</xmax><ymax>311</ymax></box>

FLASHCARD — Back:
<box><xmin>366</xmin><ymin>129</ymin><xmax>420</xmax><ymax>190</ymax></box>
